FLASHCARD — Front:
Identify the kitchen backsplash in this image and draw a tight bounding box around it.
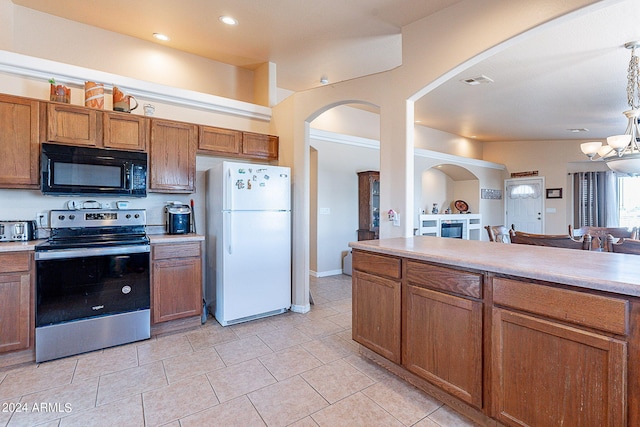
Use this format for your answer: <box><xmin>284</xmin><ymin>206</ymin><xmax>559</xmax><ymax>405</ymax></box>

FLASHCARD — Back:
<box><xmin>0</xmin><ymin>156</ymin><xmax>223</xmax><ymax>239</ymax></box>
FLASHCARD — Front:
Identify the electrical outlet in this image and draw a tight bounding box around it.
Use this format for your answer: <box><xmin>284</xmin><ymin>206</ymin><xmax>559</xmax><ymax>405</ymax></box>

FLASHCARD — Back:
<box><xmin>37</xmin><ymin>212</ymin><xmax>49</xmax><ymax>228</ymax></box>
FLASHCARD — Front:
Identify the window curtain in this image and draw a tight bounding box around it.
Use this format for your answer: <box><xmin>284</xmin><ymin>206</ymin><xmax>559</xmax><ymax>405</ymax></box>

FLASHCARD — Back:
<box><xmin>572</xmin><ymin>171</ymin><xmax>619</xmax><ymax>227</ymax></box>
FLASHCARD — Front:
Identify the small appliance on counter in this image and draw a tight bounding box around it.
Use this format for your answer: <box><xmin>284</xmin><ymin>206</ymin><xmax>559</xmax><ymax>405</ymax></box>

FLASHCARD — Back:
<box><xmin>0</xmin><ymin>220</ymin><xmax>37</xmax><ymax>242</ymax></box>
<box><xmin>165</xmin><ymin>202</ymin><xmax>192</xmax><ymax>234</ymax></box>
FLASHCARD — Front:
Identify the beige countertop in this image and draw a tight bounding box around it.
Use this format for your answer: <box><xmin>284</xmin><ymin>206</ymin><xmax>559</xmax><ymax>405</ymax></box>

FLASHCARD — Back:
<box><xmin>350</xmin><ymin>236</ymin><xmax>640</xmax><ymax>298</ymax></box>
<box><xmin>148</xmin><ymin>233</ymin><xmax>205</xmax><ymax>243</ymax></box>
<box><xmin>0</xmin><ymin>234</ymin><xmax>205</xmax><ymax>252</ymax></box>
<box><xmin>0</xmin><ymin>240</ymin><xmax>45</xmax><ymax>252</ymax></box>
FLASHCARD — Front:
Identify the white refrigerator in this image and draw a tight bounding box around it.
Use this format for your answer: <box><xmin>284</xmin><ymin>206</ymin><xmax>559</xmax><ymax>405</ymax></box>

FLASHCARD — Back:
<box><xmin>206</xmin><ymin>161</ymin><xmax>291</xmax><ymax>326</ymax></box>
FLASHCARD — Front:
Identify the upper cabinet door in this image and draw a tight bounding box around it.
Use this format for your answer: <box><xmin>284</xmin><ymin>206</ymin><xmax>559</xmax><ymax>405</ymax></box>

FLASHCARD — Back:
<box><xmin>47</xmin><ymin>103</ymin><xmax>100</xmax><ymax>146</ymax></box>
<box><xmin>149</xmin><ymin>119</ymin><xmax>197</xmax><ymax>193</ymax></box>
<box><xmin>242</xmin><ymin>131</ymin><xmax>279</xmax><ymax>160</ymax></box>
<box><xmin>198</xmin><ymin>125</ymin><xmax>242</xmax><ymax>155</ymax></box>
<box><xmin>0</xmin><ymin>94</ymin><xmax>40</xmax><ymax>188</ymax></box>
<box><xmin>103</xmin><ymin>112</ymin><xmax>147</xmax><ymax>151</ymax></box>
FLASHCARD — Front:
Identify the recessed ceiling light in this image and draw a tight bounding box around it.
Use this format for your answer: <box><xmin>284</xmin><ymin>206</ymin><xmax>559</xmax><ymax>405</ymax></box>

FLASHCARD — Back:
<box><xmin>153</xmin><ymin>33</ymin><xmax>170</xmax><ymax>41</ymax></box>
<box><xmin>461</xmin><ymin>75</ymin><xmax>494</xmax><ymax>86</ymax></box>
<box><xmin>320</xmin><ymin>76</ymin><xmax>329</xmax><ymax>85</ymax></box>
<box><xmin>568</xmin><ymin>128</ymin><xmax>589</xmax><ymax>133</ymax></box>
<box><xmin>219</xmin><ymin>15</ymin><xmax>238</xmax><ymax>25</ymax></box>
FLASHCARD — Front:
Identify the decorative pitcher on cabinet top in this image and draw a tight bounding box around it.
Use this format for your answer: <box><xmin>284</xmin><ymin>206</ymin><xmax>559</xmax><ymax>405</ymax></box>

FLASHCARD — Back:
<box><xmin>112</xmin><ymin>86</ymin><xmax>138</xmax><ymax>113</ymax></box>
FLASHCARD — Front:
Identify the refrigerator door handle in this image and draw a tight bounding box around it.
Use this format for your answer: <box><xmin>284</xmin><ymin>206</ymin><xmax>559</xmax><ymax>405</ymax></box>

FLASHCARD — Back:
<box><xmin>227</xmin><ymin>211</ymin><xmax>233</xmax><ymax>255</ymax></box>
<box><xmin>226</xmin><ymin>168</ymin><xmax>232</xmax><ymax>211</ymax></box>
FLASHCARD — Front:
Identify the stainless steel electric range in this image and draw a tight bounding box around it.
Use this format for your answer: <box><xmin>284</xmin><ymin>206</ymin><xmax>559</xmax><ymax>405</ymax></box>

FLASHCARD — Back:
<box><xmin>34</xmin><ymin>209</ymin><xmax>151</xmax><ymax>363</ymax></box>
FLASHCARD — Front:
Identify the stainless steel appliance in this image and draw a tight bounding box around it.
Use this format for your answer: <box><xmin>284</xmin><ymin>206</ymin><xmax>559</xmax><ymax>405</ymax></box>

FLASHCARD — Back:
<box><xmin>41</xmin><ymin>143</ymin><xmax>147</xmax><ymax>197</ymax></box>
<box><xmin>34</xmin><ymin>209</ymin><xmax>150</xmax><ymax>362</ymax></box>
<box><xmin>0</xmin><ymin>220</ymin><xmax>36</xmax><ymax>242</ymax></box>
<box><xmin>165</xmin><ymin>203</ymin><xmax>191</xmax><ymax>234</ymax></box>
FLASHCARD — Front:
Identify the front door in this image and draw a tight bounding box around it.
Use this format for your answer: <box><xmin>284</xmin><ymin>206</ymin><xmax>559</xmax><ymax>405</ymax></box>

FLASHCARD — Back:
<box><xmin>505</xmin><ymin>177</ymin><xmax>544</xmax><ymax>233</ymax></box>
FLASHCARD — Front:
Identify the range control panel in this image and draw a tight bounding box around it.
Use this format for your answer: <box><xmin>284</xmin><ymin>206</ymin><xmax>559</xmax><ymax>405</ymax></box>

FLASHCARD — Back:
<box><xmin>49</xmin><ymin>210</ymin><xmax>147</xmax><ymax>229</ymax></box>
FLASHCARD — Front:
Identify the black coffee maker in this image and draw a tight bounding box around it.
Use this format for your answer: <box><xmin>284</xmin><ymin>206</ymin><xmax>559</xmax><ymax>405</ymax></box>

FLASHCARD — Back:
<box><xmin>165</xmin><ymin>203</ymin><xmax>191</xmax><ymax>234</ymax></box>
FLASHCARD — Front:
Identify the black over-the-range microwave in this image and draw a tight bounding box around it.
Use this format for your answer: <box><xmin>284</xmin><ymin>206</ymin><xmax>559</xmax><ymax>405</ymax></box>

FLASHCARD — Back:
<box><xmin>41</xmin><ymin>143</ymin><xmax>147</xmax><ymax>197</ymax></box>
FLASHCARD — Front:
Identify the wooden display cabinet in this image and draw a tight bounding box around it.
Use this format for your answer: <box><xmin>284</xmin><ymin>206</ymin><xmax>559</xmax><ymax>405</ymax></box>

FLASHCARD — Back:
<box><xmin>357</xmin><ymin>171</ymin><xmax>380</xmax><ymax>240</ymax></box>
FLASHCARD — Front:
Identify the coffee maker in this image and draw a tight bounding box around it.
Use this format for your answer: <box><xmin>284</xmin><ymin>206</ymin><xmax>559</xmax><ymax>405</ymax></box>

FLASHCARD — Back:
<box><xmin>165</xmin><ymin>203</ymin><xmax>191</xmax><ymax>234</ymax></box>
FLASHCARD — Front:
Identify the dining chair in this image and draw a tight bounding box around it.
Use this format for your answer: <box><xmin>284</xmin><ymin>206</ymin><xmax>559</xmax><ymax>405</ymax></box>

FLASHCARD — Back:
<box><xmin>484</xmin><ymin>225</ymin><xmax>512</xmax><ymax>243</ymax></box>
<box><xmin>510</xmin><ymin>230</ymin><xmax>592</xmax><ymax>250</ymax></box>
<box><xmin>605</xmin><ymin>235</ymin><xmax>640</xmax><ymax>254</ymax></box>
<box><xmin>569</xmin><ymin>225</ymin><xmax>637</xmax><ymax>240</ymax></box>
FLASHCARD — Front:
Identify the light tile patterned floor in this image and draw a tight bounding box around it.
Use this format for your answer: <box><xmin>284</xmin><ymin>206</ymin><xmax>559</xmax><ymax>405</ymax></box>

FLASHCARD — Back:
<box><xmin>0</xmin><ymin>275</ymin><xmax>479</xmax><ymax>427</ymax></box>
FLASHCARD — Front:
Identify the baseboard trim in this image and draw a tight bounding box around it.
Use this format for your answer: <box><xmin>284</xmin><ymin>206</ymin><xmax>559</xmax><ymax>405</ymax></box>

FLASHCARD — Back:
<box><xmin>291</xmin><ymin>303</ymin><xmax>311</xmax><ymax>313</ymax></box>
<box><xmin>310</xmin><ymin>269</ymin><xmax>344</xmax><ymax>278</ymax></box>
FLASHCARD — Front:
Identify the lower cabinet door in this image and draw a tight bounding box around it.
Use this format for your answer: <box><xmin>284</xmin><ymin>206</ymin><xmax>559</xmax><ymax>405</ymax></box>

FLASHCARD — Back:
<box><xmin>352</xmin><ymin>270</ymin><xmax>401</xmax><ymax>363</ymax></box>
<box><xmin>0</xmin><ymin>273</ymin><xmax>31</xmax><ymax>353</ymax></box>
<box><xmin>491</xmin><ymin>308</ymin><xmax>627</xmax><ymax>427</ymax></box>
<box><xmin>152</xmin><ymin>257</ymin><xmax>202</xmax><ymax>323</ymax></box>
<box><xmin>403</xmin><ymin>284</ymin><xmax>483</xmax><ymax>407</ymax></box>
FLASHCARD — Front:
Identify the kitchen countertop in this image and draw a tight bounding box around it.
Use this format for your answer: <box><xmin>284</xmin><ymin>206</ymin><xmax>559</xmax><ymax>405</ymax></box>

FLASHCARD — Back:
<box><xmin>0</xmin><ymin>234</ymin><xmax>205</xmax><ymax>252</ymax></box>
<box><xmin>350</xmin><ymin>236</ymin><xmax>640</xmax><ymax>298</ymax></box>
<box><xmin>148</xmin><ymin>233</ymin><xmax>205</xmax><ymax>243</ymax></box>
<box><xmin>0</xmin><ymin>240</ymin><xmax>45</xmax><ymax>252</ymax></box>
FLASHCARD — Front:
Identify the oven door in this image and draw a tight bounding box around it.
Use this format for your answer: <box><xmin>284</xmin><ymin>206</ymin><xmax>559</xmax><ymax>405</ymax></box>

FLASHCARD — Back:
<box><xmin>35</xmin><ymin>245</ymin><xmax>150</xmax><ymax>327</ymax></box>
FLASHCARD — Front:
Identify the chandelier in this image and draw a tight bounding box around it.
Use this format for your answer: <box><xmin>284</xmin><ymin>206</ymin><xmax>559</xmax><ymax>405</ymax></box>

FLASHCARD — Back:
<box><xmin>580</xmin><ymin>41</ymin><xmax>640</xmax><ymax>175</ymax></box>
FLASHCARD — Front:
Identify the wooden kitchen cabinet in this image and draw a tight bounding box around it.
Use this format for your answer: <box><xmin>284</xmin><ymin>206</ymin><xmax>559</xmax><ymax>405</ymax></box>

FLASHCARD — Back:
<box><xmin>404</xmin><ymin>261</ymin><xmax>483</xmax><ymax>408</ymax></box>
<box><xmin>357</xmin><ymin>171</ymin><xmax>380</xmax><ymax>240</ymax></box>
<box><xmin>241</xmin><ymin>131</ymin><xmax>278</xmax><ymax>160</ymax></box>
<box><xmin>198</xmin><ymin>125</ymin><xmax>242</xmax><ymax>155</ymax></box>
<box><xmin>0</xmin><ymin>94</ymin><xmax>40</xmax><ymax>188</ymax></box>
<box><xmin>103</xmin><ymin>112</ymin><xmax>147</xmax><ymax>151</ymax></box>
<box><xmin>352</xmin><ymin>250</ymin><xmax>402</xmax><ymax>363</ymax></box>
<box><xmin>47</xmin><ymin>102</ymin><xmax>100</xmax><ymax>146</ymax></box>
<box><xmin>491</xmin><ymin>277</ymin><xmax>628</xmax><ymax>427</ymax></box>
<box><xmin>198</xmin><ymin>127</ymin><xmax>279</xmax><ymax>161</ymax></box>
<box><xmin>0</xmin><ymin>252</ymin><xmax>33</xmax><ymax>354</ymax></box>
<box><xmin>149</xmin><ymin>118</ymin><xmax>197</xmax><ymax>193</ymax></box>
<box><xmin>151</xmin><ymin>242</ymin><xmax>202</xmax><ymax>323</ymax></box>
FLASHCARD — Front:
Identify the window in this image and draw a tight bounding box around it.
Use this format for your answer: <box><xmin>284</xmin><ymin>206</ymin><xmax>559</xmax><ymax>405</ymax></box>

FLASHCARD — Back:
<box><xmin>618</xmin><ymin>176</ymin><xmax>640</xmax><ymax>228</ymax></box>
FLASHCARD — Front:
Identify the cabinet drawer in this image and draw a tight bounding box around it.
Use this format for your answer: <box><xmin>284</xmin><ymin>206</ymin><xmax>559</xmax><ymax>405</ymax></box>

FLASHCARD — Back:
<box><xmin>493</xmin><ymin>277</ymin><xmax>629</xmax><ymax>335</ymax></box>
<box><xmin>153</xmin><ymin>242</ymin><xmax>201</xmax><ymax>260</ymax></box>
<box><xmin>352</xmin><ymin>250</ymin><xmax>401</xmax><ymax>279</ymax></box>
<box><xmin>407</xmin><ymin>261</ymin><xmax>482</xmax><ymax>299</ymax></box>
<box><xmin>0</xmin><ymin>252</ymin><xmax>31</xmax><ymax>273</ymax></box>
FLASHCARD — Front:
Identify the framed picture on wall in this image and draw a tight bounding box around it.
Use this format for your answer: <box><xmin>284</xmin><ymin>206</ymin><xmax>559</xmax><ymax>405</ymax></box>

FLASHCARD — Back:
<box><xmin>546</xmin><ymin>188</ymin><xmax>562</xmax><ymax>199</ymax></box>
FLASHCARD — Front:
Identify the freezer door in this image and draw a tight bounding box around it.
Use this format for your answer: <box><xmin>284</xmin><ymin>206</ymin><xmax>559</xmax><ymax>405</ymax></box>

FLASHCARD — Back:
<box><xmin>218</xmin><ymin>210</ymin><xmax>291</xmax><ymax>323</ymax></box>
<box><xmin>224</xmin><ymin>162</ymin><xmax>290</xmax><ymax>211</ymax></box>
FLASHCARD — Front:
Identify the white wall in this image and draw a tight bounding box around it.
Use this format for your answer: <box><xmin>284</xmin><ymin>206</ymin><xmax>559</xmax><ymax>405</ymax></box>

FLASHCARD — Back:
<box><xmin>310</xmin><ymin>138</ymin><xmax>379</xmax><ymax>276</ymax></box>
<box><xmin>4</xmin><ymin>2</ymin><xmax>257</xmax><ymax>103</ymax></box>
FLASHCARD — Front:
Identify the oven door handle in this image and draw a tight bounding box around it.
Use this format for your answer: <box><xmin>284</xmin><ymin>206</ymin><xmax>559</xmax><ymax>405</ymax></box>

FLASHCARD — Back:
<box><xmin>35</xmin><ymin>244</ymin><xmax>150</xmax><ymax>260</ymax></box>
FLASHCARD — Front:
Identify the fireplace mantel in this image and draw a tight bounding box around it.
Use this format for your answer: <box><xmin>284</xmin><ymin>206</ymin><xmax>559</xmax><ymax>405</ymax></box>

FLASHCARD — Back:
<box><xmin>418</xmin><ymin>214</ymin><xmax>482</xmax><ymax>240</ymax></box>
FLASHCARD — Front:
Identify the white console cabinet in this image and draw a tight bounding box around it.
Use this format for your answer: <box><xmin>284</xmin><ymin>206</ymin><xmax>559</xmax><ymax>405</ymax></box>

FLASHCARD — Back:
<box><xmin>418</xmin><ymin>214</ymin><xmax>482</xmax><ymax>240</ymax></box>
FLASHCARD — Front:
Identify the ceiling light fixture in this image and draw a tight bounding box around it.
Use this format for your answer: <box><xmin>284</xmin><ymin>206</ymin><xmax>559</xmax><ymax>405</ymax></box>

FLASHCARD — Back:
<box><xmin>219</xmin><ymin>16</ymin><xmax>238</xmax><ymax>25</ymax></box>
<box><xmin>320</xmin><ymin>76</ymin><xmax>329</xmax><ymax>85</ymax></box>
<box><xmin>153</xmin><ymin>33</ymin><xmax>170</xmax><ymax>41</ymax></box>
<box><xmin>581</xmin><ymin>41</ymin><xmax>640</xmax><ymax>175</ymax></box>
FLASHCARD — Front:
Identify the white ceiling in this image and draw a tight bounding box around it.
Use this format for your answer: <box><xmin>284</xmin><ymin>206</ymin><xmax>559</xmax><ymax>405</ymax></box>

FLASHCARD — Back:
<box><xmin>12</xmin><ymin>0</ymin><xmax>640</xmax><ymax>143</ymax></box>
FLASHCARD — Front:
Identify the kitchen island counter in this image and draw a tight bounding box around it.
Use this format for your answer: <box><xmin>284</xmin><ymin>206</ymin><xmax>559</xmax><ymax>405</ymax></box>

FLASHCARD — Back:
<box><xmin>350</xmin><ymin>235</ymin><xmax>640</xmax><ymax>297</ymax></box>
<box><xmin>349</xmin><ymin>236</ymin><xmax>640</xmax><ymax>426</ymax></box>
